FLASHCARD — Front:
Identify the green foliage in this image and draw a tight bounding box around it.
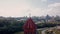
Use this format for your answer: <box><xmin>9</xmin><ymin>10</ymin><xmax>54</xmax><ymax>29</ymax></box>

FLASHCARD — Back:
<box><xmin>0</xmin><ymin>18</ymin><xmax>58</xmax><ymax>34</ymax></box>
<box><xmin>0</xmin><ymin>19</ymin><xmax>24</xmax><ymax>34</ymax></box>
<box><xmin>37</xmin><ymin>23</ymin><xmax>56</xmax><ymax>28</ymax></box>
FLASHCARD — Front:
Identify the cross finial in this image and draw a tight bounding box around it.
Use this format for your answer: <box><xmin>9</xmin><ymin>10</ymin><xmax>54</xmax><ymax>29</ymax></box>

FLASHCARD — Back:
<box><xmin>29</xmin><ymin>13</ymin><xmax>31</xmax><ymax>17</ymax></box>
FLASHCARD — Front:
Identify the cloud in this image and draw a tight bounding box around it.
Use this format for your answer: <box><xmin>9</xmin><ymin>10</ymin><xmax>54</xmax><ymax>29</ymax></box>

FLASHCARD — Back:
<box><xmin>30</xmin><ymin>2</ymin><xmax>60</xmax><ymax>16</ymax></box>
<box><xmin>47</xmin><ymin>0</ymin><xmax>60</xmax><ymax>4</ymax></box>
<box><xmin>0</xmin><ymin>0</ymin><xmax>60</xmax><ymax>17</ymax></box>
<box><xmin>47</xmin><ymin>3</ymin><xmax>60</xmax><ymax>16</ymax></box>
<box><xmin>41</xmin><ymin>0</ymin><xmax>47</xmax><ymax>2</ymax></box>
<box><xmin>0</xmin><ymin>0</ymin><xmax>31</xmax><ymax>17</ymax></box>
<box><xmin>26</xmin><ymin>0</ymin><xmax>47</xmax><ymax>8</ymax></box>
<box><xmin>0</xmin><ymin>0</ymin><xmax>48</xmax><ymax>17</ymax></box>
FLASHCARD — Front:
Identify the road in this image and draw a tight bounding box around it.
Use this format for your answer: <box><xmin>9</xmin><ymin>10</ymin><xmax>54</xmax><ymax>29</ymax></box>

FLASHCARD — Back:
<box><xmin>37</xmin><ymin>27</ymin><xmax>57</xmax><ymax>34</ymax></box>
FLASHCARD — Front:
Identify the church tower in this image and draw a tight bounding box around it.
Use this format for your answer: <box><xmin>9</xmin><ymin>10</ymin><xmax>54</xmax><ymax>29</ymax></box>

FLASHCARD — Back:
<box><xmin>23</xmin><ymin>18</ymin><xmax>37</xmax><ymax>34</ymax></box>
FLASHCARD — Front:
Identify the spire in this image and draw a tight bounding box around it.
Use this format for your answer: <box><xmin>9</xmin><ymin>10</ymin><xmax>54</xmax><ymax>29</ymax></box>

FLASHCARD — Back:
<box><xmin>29</xmin><ymin>13</ymin><xmax>31</xmax><ymax>17</ymax></box>
<box><xmin>23</xmin><ymin>16</ymin><xmax>37</xmax><ymax>34</ymax></box>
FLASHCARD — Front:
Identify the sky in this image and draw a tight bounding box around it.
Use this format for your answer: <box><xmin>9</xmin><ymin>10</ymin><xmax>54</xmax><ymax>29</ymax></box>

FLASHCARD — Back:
<box><xmin>0</xmin><ymin>0</ymin><xmax>60</xmax><ymax>17</ymax></box>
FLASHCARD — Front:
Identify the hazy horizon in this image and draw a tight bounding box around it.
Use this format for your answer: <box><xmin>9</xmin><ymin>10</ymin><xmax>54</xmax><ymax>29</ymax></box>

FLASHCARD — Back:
<box><xmin>0</xmin><ymin>0</ymin><xmax>60</xmax><ymax>17</ymax></box>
